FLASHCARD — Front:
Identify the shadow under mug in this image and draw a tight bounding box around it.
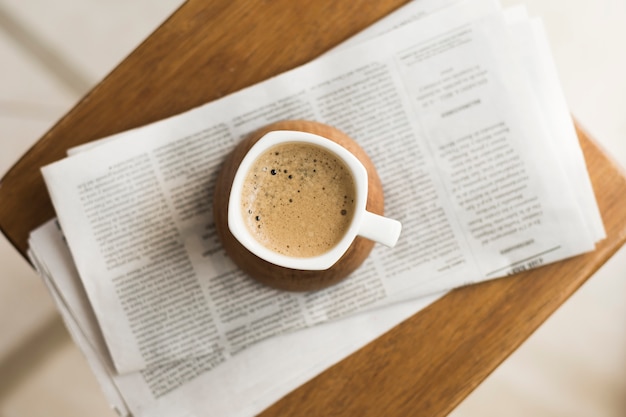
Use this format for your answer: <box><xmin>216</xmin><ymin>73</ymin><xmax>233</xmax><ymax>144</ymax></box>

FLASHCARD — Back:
<box><xmin>228</xmin><ymin>130</ymin><xmax>402</xmax><ymax>270</ymax></box>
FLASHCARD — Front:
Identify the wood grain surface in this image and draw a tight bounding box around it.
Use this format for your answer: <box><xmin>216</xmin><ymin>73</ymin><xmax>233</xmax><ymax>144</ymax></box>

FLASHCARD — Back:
<box><xmin>1</xmin><ymin>0</ymin><xmax>625</xmax><ymax>416</ymax></box>
<box><xmin>213</xmin><ymin>120</ymin><xmax>383</xmax><ymax>291</ymax></box>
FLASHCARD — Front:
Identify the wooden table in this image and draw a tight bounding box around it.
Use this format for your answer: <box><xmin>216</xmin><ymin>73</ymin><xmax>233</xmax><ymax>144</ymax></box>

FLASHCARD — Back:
<box><xmin>2</xmin><ymin>1</ymin><xmax>625</xmax><ymax>415</ymax></box>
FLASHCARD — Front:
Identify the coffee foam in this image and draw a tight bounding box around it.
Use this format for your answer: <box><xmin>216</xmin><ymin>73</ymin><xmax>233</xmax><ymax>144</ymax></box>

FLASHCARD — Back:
<box><xmin>241</xmin><ymin>142</ymin><xmax>356</xmax><ymax>258</ymax></box>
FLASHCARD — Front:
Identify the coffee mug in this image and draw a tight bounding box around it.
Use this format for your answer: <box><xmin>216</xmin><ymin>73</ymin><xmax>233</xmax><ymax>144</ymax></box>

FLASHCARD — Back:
<box><xmin>228</xmin><ymin>130</ymin><xmax>401</xmax><ymax>270</ymax></box>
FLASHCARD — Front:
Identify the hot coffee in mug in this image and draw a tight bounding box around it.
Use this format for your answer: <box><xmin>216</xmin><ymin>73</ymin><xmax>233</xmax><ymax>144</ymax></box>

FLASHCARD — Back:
<box><xmin>228</xmin><ymin>130</ymin><xmax>401</xmax><ymax>270</ymax></box>
<box><xmin>241</xmin><ymin>142</ymin><xmax>356</xmax><ymax>257</ymax></box>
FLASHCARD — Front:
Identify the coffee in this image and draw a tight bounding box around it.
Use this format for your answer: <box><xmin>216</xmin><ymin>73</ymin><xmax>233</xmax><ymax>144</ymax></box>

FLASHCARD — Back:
<box><xmin>241</xmin><ymin>142</ymin><xmax>356</xmax><ymax>258</ymax></box>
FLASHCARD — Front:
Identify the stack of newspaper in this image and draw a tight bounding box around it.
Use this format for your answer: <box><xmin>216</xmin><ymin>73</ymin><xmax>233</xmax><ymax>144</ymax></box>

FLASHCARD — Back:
<box><xmin>28</xmin><ymin>0</ymin><xmax>605</xmax><ymax>415</ymax></box>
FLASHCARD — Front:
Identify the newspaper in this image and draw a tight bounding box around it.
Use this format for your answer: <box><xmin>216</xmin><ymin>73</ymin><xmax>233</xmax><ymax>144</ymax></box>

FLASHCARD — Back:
<box><xmin>40</xmin><ymin>0</ymin><xmax>603</xmax><ymax>373</ymax></box>
<box><xmin>29</xmin><ymin>0</ymin><xmax>603</xmax><ymax>415</ymax></box>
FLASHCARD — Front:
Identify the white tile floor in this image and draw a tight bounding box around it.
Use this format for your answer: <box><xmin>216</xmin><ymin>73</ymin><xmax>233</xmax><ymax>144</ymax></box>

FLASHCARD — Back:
<box><xmin>1</xmin><ymin>0</ymin><xmax>624</xmax><ymax>416</ymax></box>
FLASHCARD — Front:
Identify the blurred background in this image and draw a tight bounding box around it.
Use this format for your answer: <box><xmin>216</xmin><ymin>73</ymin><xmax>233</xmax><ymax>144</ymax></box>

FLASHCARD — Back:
<box><xmin>1</xmin><ymin>0</ymin><xmax>624</xmax><ymax>415</ymax></box>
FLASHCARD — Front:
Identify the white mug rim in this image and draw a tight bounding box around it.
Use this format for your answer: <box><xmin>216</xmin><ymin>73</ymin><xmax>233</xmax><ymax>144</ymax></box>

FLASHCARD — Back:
<box><xmin>228</xmin><ymin>130</ymin><xmax>368</xmax><ymax>270</ymax></box>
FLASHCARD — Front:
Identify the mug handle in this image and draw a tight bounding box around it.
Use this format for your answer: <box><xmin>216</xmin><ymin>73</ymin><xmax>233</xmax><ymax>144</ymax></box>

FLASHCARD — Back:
<box><xmin>358</xmin><ymin>211</ymin><xmax>402</xmax><ymax>247</ymax></box>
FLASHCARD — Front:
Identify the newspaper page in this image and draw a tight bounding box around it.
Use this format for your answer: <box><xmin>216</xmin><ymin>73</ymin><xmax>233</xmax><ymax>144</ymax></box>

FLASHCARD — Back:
<box><xmin>40</xmin><ymin>0</ymin><xmax>601</xmax><ymax>375</ymax></box>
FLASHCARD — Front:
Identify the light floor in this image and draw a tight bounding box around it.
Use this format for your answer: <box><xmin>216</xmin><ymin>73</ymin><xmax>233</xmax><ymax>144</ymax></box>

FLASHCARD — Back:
<box><xmin>1</xmin><ymin>1</ymin><xmax>625</xmax><ymax>416</ymax></box>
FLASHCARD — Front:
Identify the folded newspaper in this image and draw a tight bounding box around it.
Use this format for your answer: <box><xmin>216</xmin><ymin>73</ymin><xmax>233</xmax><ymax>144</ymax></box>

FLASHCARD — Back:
<box><xmin>28</xmin><ymin>0</ymin><xmax>605</xmax><ymax>415</ymax></box>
